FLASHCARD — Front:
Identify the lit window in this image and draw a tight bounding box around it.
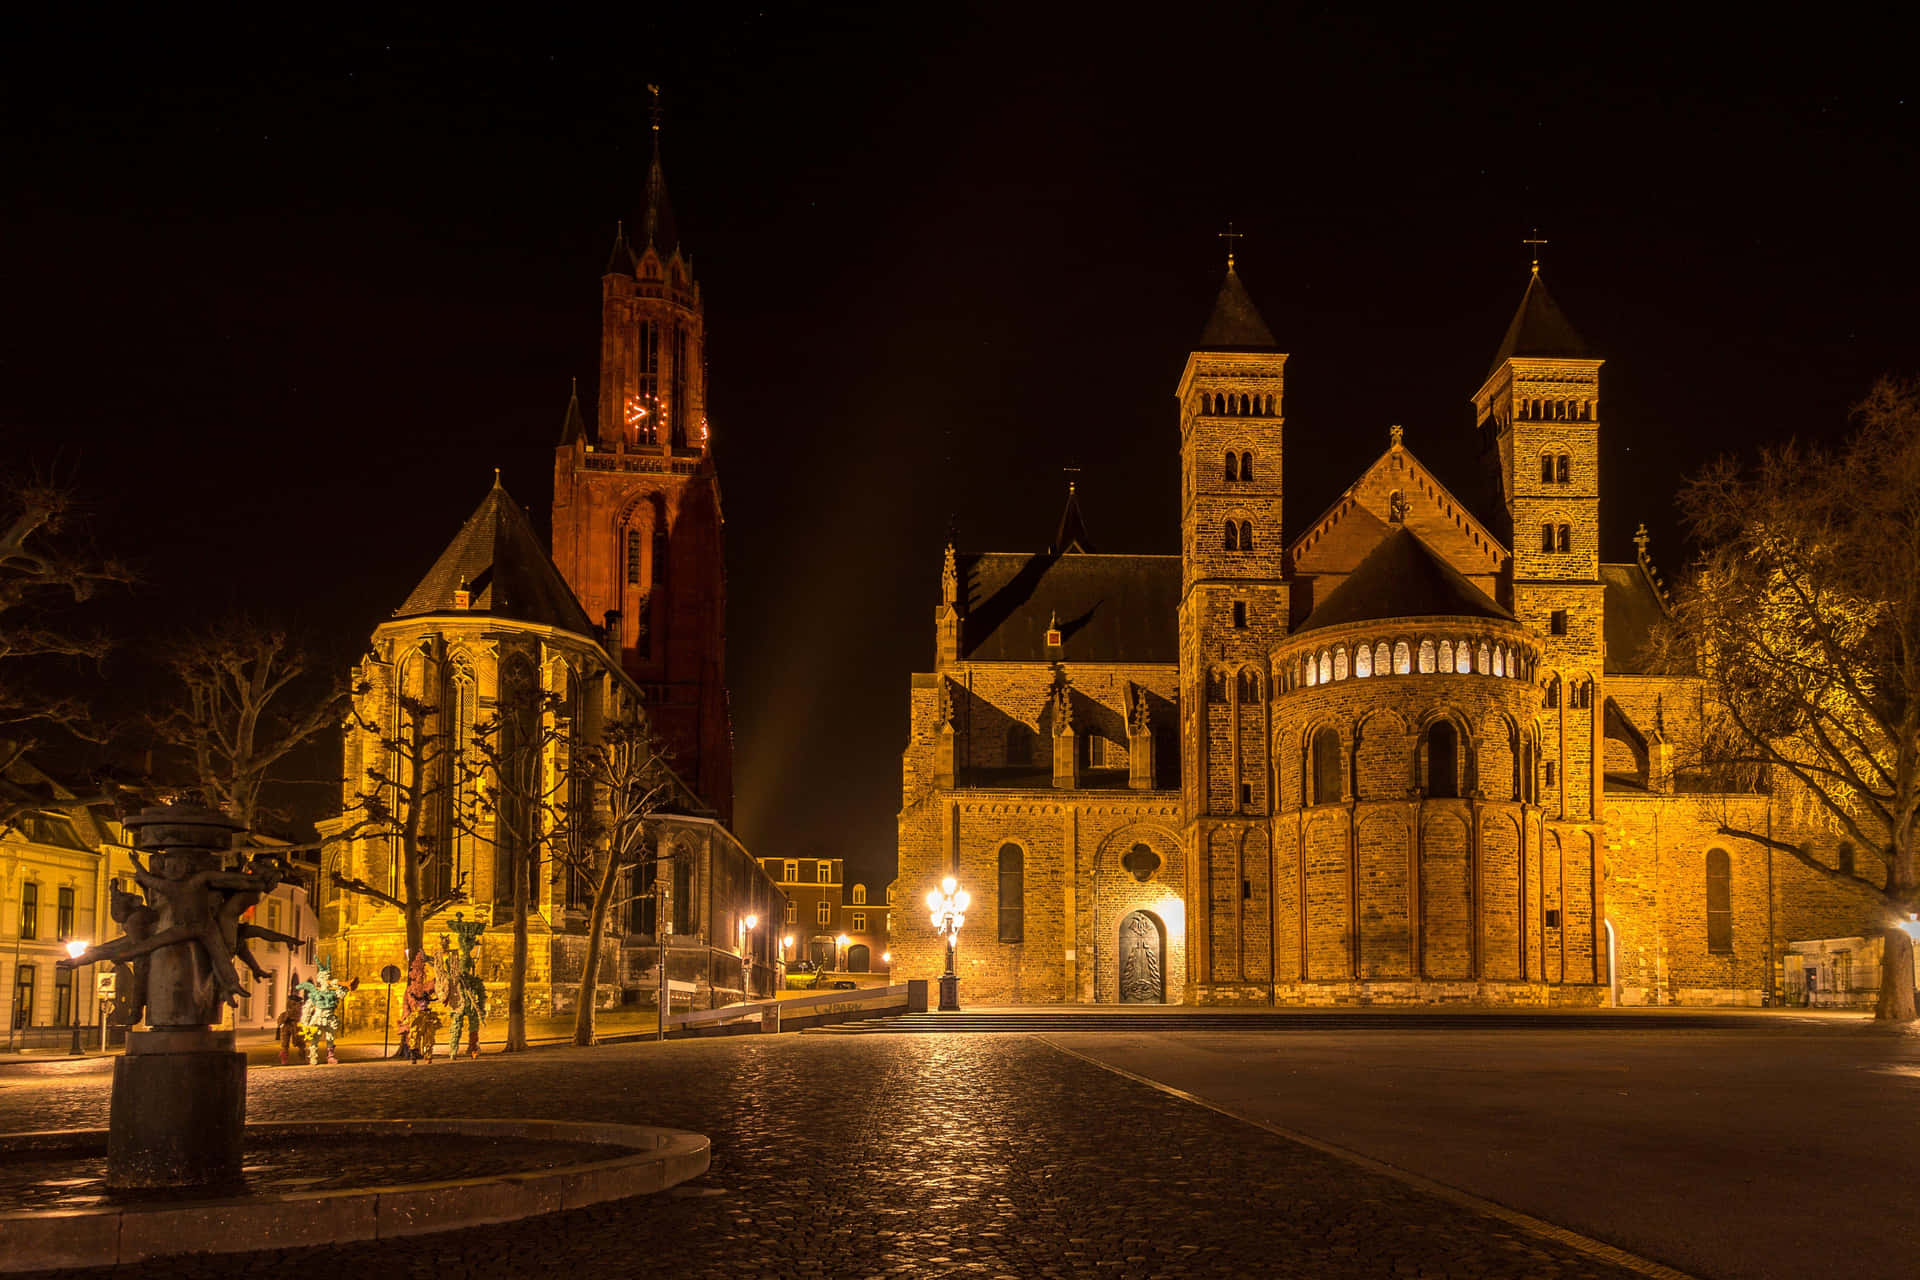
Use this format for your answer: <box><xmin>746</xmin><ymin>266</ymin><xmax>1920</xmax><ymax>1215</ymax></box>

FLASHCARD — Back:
<box><xmin>1355</xmin><ymin>644</ymin><xmax>1372</xmax><ymax>678</ymax></box>
<box><xmin>852</xmin><ymin>884</ymin><xmax>867</xmax><ymax>905</ymax></box>
<box><xmin>1706</xmin><ymin>849</ymin><xmax>1732</xmax><ymax>954</ymax></box>
<box><xmin>816</xmin><ymin>901</ymin><xmax>832</xmax><ymax>925</ymax></box>
<box><xmin>784</xmin><ymin>860</ymin><xmax>798</xmax><ymax>883</ymax></box>
<box><xmin>18</xmin><ymin>882</ymin><xmax>37</xmax><ymax>940</ymax></box>
<box><xmin>1393</xmin><ymin>641</ymin><xmax>1411</xmax><ymax>675</ymax></box>
<box><xmin>817</xmin><ymin>863</ymin><xmax>832</xmax><ymax>884</ymax></box>
<box><xmin>1333</xmin><ymin>647</ymin><xmax>1348</xmax><ymax>680</ymax></box>
<box><xmin>55</xmin><ymin>887</ymin><xmax>74</xmax><ymax>941</ymax></box>
<box><xmin>998</xmin><ymin>843</ymin><xmax>1024</xmax><ymax>943</ymax></box>
<box><xmin>851</xmin><ymin>912</ymin><xmax>867</xmax><ymax>932</ymax></box>
<box><xmin>1418</xmin><ymin>640</ymin><xmax>1436</xmax><ymax>674</ymax></box>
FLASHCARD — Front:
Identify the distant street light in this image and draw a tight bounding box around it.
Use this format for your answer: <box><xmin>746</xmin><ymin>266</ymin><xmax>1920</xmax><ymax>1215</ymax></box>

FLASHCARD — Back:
<box><xmin>64</xmin><ymin>939</ymin><xmax>89</xmax><ymax>1056</ymax></box>
<box><xmin>835</xmin><ymin>933</ymin><xmax>850</xmax><ymax>971</ymax></box>
<box><xmin>740</xmin><ymin>914</ymin><xmax>760</xmax><ymax>999</ymax></box>
<box><xmin>925</xmin><ymin>876</ymin><xmax>969</xmax><ymax>1011</ymax></box>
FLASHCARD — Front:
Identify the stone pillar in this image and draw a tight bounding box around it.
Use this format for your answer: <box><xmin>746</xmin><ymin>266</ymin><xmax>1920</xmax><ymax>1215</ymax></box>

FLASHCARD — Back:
<box><xmin>109</xmin><ymin>1029</ymin><xmax>246</xmax><ymax>1189</ymax></box>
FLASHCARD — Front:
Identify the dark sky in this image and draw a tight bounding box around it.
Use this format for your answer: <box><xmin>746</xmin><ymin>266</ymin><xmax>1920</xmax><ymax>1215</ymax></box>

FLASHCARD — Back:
<box><xmin>5</xmin><ymin>7</ymin><xmax>1916</xmax><ymax>890</ymax></box>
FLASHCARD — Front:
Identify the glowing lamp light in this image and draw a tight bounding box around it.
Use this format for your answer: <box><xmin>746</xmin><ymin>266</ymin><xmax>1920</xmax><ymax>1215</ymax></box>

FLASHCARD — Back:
<box><xmin>1897</xmin><ymin>913</ymin><xmax>1920</xmax><ymax>941</ymax></box>
<box><xmin>65</xmin><ymin>939</ymin><xmax>89</xmax><ymax>961</ymax></box>
<box><xmin>744</xmin><ymin>914</ymin><xmax>758</xmax><ymax>931</ymax></box>
<box><xmin>836</xmin><ymin>934</ymin><xmax>850</xmax><ymax>948</ymax></box>
<box><xmin>881</xmin><ymin>951</ymin><xmax>891</xmax><ymax>964</ymax></box>
<box><xmin>783</xmin><ymin>935</ymin><xmax>794</xmax><ymax>949</ymax></box>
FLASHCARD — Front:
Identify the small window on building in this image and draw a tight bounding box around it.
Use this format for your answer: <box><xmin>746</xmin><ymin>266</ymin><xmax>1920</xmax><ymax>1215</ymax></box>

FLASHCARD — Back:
<box><xmin>1550</xmin><ymin>610</ymin><xmax>1568</xmax><ymax>636</ymax></box>
<box><xmin>998</xmin><ymin>843</ymin><xmax>1025</xmax><ymax>943</ymax></box>
<box><xmin>53</xmin><ymin>967</ymin><xmax>72</xmax><ymax>1026</ymax></box>
<box><xmin>55</xmin><ymin>887</ymin><xmax>74</xmax><ymax>941</ymax></box>
<box><xmin>1240</xmin><ymin>782</ymin><xmax>1254</xmax><ymax>809</ymax></box>
<box><xmin>18</xmin><ymin>882</ymin><xmax>37</xmax><ymax>940</ymax></box>
<box><xmin>1427</xmin><ymin>721</ymin><xmax>1459</xmax><ymax>798</ymax></box>
<box><xmin>1232</xmin><ymin>600</ymin><xmax>1247</xmax><ymax>629</ymax></box>
<box><xmin>1312</xmin><ymin>727</ymin><xmax>1342</xmax><ymax>805</ymax></box>
<box><xmin>1418</xmin><ymin>640</ymin><xmax>1436</xmax><ymax>673</ymax></box>
<box><xmin>784</xmin><ymin>860</ymin><xmax>798</xmax><ymax>883</ymax></box>
<box><xmin>851</xmin><ymin>911</ymin><xmax>867</xmax><ymax>932</ymax></box>
<box><xmin>1557</xmin><ymin>524</ymin><xmax>1572</xmax><ymax>554</ymax></box>
<box><xmin>852</xmin><ymin>883</ymin><xmax>867</xmax><ymax>905</ymax></box>
<box><xmin>1224</xmin><ymin>521</ymin><xmax>1238</xmax><ymax>552</ymax></box>
<box><xmin>1240</xmin><ymin>520</ymin><xmax>1254</xmax><ymax>551</ymax></box>
<box><xmin>1544</xmin><ymin>908</ymin><xmax>1562</xmax><ymax>928</ymax></box>
<box><xmin>1544</xmin><ymin>761</ymin><xmax>1556</xmax><ymax>787</ymax></box>
<box><xmin>816</xmin><ymin>900</ymin><xmax>832</xmax><ymax>925</ymax></box>
<box><xmin>1541</xmin><ymin>523</ymin><xmax>1555</xmax><ymax>553</ymax></box>
<box><xmin>1706</xmin><ymin>848</ymin><xmax>1733</xmax><ymax>954</ymax></box>
<box><xmin>1545</xmin><ymin>679</ymin><xmax>1559</xmax><ymax>709</ymax></box>
<box><xmin>1836</xmin><ymin>843</ymin><xmax>1856</xmax><ymax>876</ymax></box>
<box><xmin>817</xmin><ymin>863</ymin><xmax>833</xmax><ymax>884</ymax></box>
<box><xmin>1241</xmin><ymin>451</ymin><xmax>1254</xmax><ymax>481</ymax></box>
<box><xmin>1541</xmin><ymin>454</ymin><xmax>1555</xmax><ymax>484</ymax></box>
<box><xmin>1224</xmin><ymin>451</ymin><xmax>1239</xmax><ymax>482</ymax></box>
<box><xmin>12</xmin><ymin>964</ymin><xmax>35</xmax><ymax>1030</ymax></box>
<box><xmin>1556</xmin><ymin>454</ymin><xmax>1570</xmax><ymax>484</ymax></box>
<box><xmin>1393</xmin><ymin>641</ymin><xmax>1411</xmax><ymax>675</ymax></box>
<box><xmin>786</xmin><ymin>900</ymin><xmax>797</xmax><ymax>924</ymax></box>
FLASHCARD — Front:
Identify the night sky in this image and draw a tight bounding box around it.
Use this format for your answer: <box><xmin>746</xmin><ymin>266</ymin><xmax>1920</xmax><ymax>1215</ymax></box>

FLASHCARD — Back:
<box><xmin>5</xmin><ymin>8</ymin><xmax>1915</xmax><ymax>890</ymax></box>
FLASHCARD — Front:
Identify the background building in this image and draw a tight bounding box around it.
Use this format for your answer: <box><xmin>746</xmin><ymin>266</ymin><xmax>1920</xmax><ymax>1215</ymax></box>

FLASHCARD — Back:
<box><xmin>762</xmin><ymin>854</ymin><xmax>892</xmax><ymax>973</ymax></box>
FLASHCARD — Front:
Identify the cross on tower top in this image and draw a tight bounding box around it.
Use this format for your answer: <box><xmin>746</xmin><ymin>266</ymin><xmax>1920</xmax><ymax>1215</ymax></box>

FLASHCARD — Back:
<box><xmin>1523</xmin><ymin>228</ymin><xmax>1549</xmax><ymax>275</ymax></box>
<box><xmin>647</xmin><ymin>83</ymin><xmax>663</xmax><ymax>134</ymax></box>
<box><xmin>1218</xmin><ymin>221</ymin><xmax>1245</xmax><ymax>269</ymax></box>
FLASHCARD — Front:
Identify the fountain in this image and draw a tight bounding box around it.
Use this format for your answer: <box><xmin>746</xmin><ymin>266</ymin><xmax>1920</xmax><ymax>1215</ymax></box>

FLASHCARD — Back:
<box><xmin>0</xmin><ymin>800</ymin><xmax>710</xmax><ymax>1271</ymax></box>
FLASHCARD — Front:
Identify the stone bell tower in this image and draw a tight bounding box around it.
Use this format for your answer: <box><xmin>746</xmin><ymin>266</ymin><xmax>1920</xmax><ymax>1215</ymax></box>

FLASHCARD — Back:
<box><xmin>1175</xmin><ymin>254</ymin><xmax>1290</xmax><ymax>1000</ymax></box>
<box><xmin>551</xmin><ymin>90</ymin><xmax>732</xmax><ymax>820</ymax></box>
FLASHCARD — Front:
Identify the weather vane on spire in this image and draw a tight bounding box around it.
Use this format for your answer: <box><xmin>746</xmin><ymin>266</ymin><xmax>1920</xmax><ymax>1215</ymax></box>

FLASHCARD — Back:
<box><xmin>1523</xmin><ymin>228</ymin><xmax>1548</xmax><ymax>275</ymax></box>
<box><xmin>1218</xmin><ymin>221</ymin><xmax>1245</xmax><ymax>269</ymax></box>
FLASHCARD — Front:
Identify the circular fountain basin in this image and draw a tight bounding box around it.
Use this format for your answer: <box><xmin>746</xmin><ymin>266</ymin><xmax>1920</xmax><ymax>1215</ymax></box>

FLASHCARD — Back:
<box><xmin>0</xmin><ymin>1118</ymin><xmax>709</xmax><ymax>1271</ymax></box>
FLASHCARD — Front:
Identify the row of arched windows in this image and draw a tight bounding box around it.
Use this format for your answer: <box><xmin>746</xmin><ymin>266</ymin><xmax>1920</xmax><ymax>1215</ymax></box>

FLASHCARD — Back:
<box><xmin>1223</xmin><ymin>520</ymin><xmax>1256</xmax><ymax>551</ymax></box>
<box><xmin>1223</xmin><ymin>451</ymin><xmax>1256</xmax><ymax>482</ymax></box>
<box><xmin>1203</xmin><ymin>392</ymin><xmax>1276</xmax><ymax>417</ymax></box>
<box><xmin>1294</xmin><ymin>637</ymin><xmax>1532</xmax><ymax>688</ymax></box>
<box><xmin>1204</xmin><ymin>668</ymin><xmax>1264</xmax><ymax>704</ymax></box>
<box><xmin>1517</xmin><ymin>397</ymin><xmax>1593</xmax><ymax>421</ymax></box>
<box><xmin>1541</xmin><ymin>676</ymin><xmax>1594</xmax><ymax>710</ymax></box>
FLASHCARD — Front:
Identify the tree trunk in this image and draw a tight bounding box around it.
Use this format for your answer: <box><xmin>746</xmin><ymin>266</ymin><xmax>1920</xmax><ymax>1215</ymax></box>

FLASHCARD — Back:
<box><xmin>505</xmin><ymin>843</ymin><xmax>529</xmax><ymax>1052</ymax></box>
<box><xmin>401</xmin><ymin>835</ymin><xmax>425</xmax><ymax>958</ymax></box>
<box><xmin>1875</xmin><ymin>923</ymin><xmax>1917</xmax><ymax>1022</ymax></box>
<box><xmin>572</xmin><ymin>854</ymin><xmax>622</xmax><ymax>1047</ymax></box>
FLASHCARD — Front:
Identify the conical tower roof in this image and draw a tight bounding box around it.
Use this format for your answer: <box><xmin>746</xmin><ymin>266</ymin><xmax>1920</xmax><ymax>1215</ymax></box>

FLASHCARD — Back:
<box><xmin>642</xmin><ymin>131</ymin><xmax>679</xmax><ymax>258</ymax></box>
<box><xmin>1487</xmin><ymin>271</ymin><xmax>1592</xmax><ymax>376</ymax></box>
<box><xmin>1298</xmin><ymin>527</ymin><xmax>1511</xmax><ymax>633</ymax></box>
<box><xmin>1197</xmin><ymin>264</ymin><xmax>1277</xmax><ymax>350</ymax></box>
<box><xmin>395</xmin><ymin>478</ymin><xmax>597</xmax><ymax>636</ymax></box>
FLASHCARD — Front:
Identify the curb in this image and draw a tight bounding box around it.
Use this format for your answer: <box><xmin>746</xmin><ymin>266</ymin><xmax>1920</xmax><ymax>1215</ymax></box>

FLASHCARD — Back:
<box><xmin>0</xmin><ymin>1118</ymin><xmax>709</xmax><ymax>1271</ymax></box>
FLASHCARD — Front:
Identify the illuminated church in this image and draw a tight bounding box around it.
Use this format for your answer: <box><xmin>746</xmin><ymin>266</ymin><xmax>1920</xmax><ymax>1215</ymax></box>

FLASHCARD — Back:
<box><xmin>894</xmin><ymin>257</ymin><xmax>1881</xmax><ymax>1006</ymax></box>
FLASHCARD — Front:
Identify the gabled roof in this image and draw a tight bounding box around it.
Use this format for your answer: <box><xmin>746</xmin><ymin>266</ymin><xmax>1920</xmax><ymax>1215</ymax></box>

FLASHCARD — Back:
<box><xmin>1288</xmin><ymin>438</ymin><xmax>1508</xmax><ymax>577</ymax></box>
<box><xmin>1487</xmin><ymin>271</ymin><xmax>1593</xmax><ymax>377</ymax></box>
<box><xmin>1600</xmin><ymin>561</ymin><xmax>1670</xmax><ymax>675</ymax></box>
<box><xmin>1297</xmin><ymin>527</ymin><xmax>1512</xmax><ymax>633</ymax></box>
<box><xmin>395</xmin><ymin>480</ymin><xmax>598</xmax><ymax>636</ymax></box>
<box><xmin>1197</xmin><ymin>264</ymin><xmax>1277</xmax><ymax>350</ymax></box>
<box><xmin>958</xmin><ymin>551</ymin><xmax>1179</xmax><ymax>663</ymax></box>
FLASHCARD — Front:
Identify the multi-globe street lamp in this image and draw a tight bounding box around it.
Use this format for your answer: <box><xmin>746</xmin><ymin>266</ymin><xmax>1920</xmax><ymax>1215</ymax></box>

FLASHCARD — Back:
<box><xmin>64</xmin><ymin>938</ymin><xmax>89</xmax><ymax>1055</ymax></box>
<box><xmin>741</xmin><ymin>914</ymin><xmax>759</xmax><ymax>999</ymax></box>
<box><xmin>925</xmin><ymin>876</ymin><xmax>968</xmax><ymax>1011</ymax></box>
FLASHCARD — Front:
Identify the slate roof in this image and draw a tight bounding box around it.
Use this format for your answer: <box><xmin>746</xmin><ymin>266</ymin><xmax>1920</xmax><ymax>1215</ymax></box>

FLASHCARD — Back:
<box><xmin>1600</xmin><ymin>561</ymin><xmax>1669</xmax><ymax>674</ymax></box>
<box><xmin>1297</xmin><ymin>527</ymin><xmax>1512</xmax><ymax>633</ymax></box>
<box><xmin>1487</xmin><ymin>272</ymin><xmax>1593</xmax><ymax>376</ymax></box>
<box><xmin>1197</xmin><ymin>265</ymin><xmax>1277</xmax><ymax>350</ymax></box>
<box><xmin>958</xmin><ymin>552</ymin><xmax>1179</xmax><ymax>663</ymax></box>
<box><xmin>395</xmin><ymin>481</ymin><xmax>598</xmax><ymax>636</ymax></box>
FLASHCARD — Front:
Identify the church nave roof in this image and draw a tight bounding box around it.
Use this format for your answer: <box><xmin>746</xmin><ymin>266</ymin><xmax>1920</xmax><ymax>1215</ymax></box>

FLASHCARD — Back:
<box><xmin>1296</xmin><ymin>527</ymin><xmax>1512</xmax><ymax>633</ymax></box>
<box><xmin>957</xmin><ymin>550</ymin><xmax>1180</xmax><ymax>664</ymax></box>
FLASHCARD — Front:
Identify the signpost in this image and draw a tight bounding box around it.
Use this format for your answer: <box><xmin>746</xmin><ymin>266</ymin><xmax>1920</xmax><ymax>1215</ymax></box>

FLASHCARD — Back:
<box><xmin>379</xmin><ymin>963</ymin><xmax>402</xmax><ymax>1060</ymax></box>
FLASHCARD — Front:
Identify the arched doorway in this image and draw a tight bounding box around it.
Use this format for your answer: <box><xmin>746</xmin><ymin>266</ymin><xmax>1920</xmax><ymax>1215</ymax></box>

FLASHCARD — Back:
<box><xmin>1117</xmin><ymin>910</ymin><xmax>1166</xmax><ymax>1004</ymax></box>
<box><xmin>846</xmin><ymin>944</ymin><xmax>870</xmax><ymax>973</ymax></box>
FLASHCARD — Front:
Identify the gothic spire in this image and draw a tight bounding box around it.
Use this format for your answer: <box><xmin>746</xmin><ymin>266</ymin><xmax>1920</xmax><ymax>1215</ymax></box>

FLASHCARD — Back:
<box><xmin>643</xmin><ymin>84</ymin><xmax>679</xmax><ymax>257</ymax></box>
<box><xmin>1052</xmin><ymin>481</ymin><xmax>1094</xmax><ymax>554</ymax></box>
<box><xmin>605</xmin><ymin>220</ymin><xmax>634</xmax><ymax>276</ymax></box>
<box><xmin>558</xmin><ymin>377</ymin><xmax>587</xmax><ymax>445</ymax></box>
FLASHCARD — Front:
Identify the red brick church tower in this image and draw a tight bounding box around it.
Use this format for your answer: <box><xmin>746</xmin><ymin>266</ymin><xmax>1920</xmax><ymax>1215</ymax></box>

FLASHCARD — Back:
<box><xmin>551</xmin><ymin>95</ymin><xmax>733</xmax><ymax>820</ymax></box>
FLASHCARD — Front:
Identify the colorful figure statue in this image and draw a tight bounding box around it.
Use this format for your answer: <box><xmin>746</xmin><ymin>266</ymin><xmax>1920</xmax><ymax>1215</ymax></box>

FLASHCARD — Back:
<box><xmin>276</xmin><ymin>977</ymin><xmax>307</xmax><ymax>1065</ymax></box>
<box><xmin>405</xmin><ymin>994</ymin><xmax>445</xmax><ymax>1065</ymax></box>
<box><xmin>296</xmin><ymin>961</ymin><xmax>356</xmax><ymax>1065</ymax></box>
<box><xmin>397</xmin><ymin>950</ymin><xmax>437</xmax><ymax>1062</ymax></box>
<box><xmin>441</xmin><ymin>913</ymin><xmax>488</xmax><ymax>1058</ymax></box>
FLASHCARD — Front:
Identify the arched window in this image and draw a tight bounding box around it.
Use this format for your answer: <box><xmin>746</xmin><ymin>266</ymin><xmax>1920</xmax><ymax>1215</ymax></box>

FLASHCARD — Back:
<box><xmin>1318</xmin><ymin>651</ymin><xmax>1332</xmax><ymax>684</ymax></box>
<box><xmin>1705</xmin><ymin>849</ymin><xmax>1732</xmax><ymax>954</ymax></box>
<box><xmin>1006</xmin><ymin>723</ymin><xmax>1032</xmax><ymax>765</ymax></box>
<box><xmin>1224</xmin><ymin>451</ymin><xmax>1238</xmax><ymax>482</ymax></box>
<box><xmin>1541</xmin><ymin>522</ymin><xmax>1555</xmax><ymax>553</ymax></box>
<box><xmin>852</xmin><ymin>883</ymin><xmax>867</xmax><ymax>905</ymax></box>
<box><xmin>1557</xmin><ymin>524</ymin><xmax>1572</xmax><ymax>553</ymax></box>
<box><xmin>1418</xmin><ymin>639</ymin><xmax>1436</xmax><ymax>673</ymax></box>
<box><xmin>1333</xmin><ymin>647</ymin><xmax>1348</xmax><ymax>680</ymax></box>
<box><xmin>1265</xmin><ymin>394</ymin><xmax>1275</xmax><ymax>414</ymax></box>
<box><xmin>1477</xmin><ymin>642</ymin><xmax>1491</xmax><ymax>673</ymax></box>
<box><xmin>1545</xmin><ymin>678</ymin><xmax>1560</xmax><ymax>709</ymax></box>
<box><xmin>1239</xmin><ymin>521</ymin><xmax>1254</xmax><ymax>550</ymax></box>
<box><xmin>1304</xmin><ymin>658</ymin><xmax>1317</xmax><ymax>687</ymax></box>
<box><xmin>1393</xmin><ymin>641</ymin><xmax>1411</xmax><ymax>674</ymax></box>
<box><xmin>1493</xmin><ymin>647</ymin><xmax>1505</xmax><ymax>677</ymax></box>
<box><xmin>1540</xmin><ymin>454</ymin><xmax>1555</xmax><ymax>484</ymax></box>
<box><xmin>1312</xmin><ymin>727</ymin><xmax>1342</xmax><ymax>804</ymax></box>
<box><xmin>1224</xmin><ymin>520</ymin><xmax>1238</xmax><ymax>551</ymax></box>
<box><xmin>1355</xmin><ymin>644</ymin><xmax>1372</xmax><ymax>678</ymax></box>
<box><xmin>1555</xmin><ymin>454</ymin><xmax>1570</xmax><ymax>483</ymax></box>
<box><xmin>1238</xmin><ymin>669</ymin><xmax>1261</xmax><ymax>703</ymax></box>
<box><xmin>998</xmin><ymin>843</ymin><xmax>1025</xmax><ymax>943</ymax></box>
<box><xmin>1241</xmin><ymin>394</ymin><xmax>1251</xmax><ymax>415</ymax></box>
<box><xmin>1241</xmin><ymin>451</ymin><xmax>1254</xmax><ymax>480</ymax></box>
<box><xmin>1456</xmin><ymin>641</ymin><xmax>1472</xmax><ymax>674</ymax></box>
<box><xmin>1427</xmin><ymin>721</ymin><xmax>1459</xmax><ymax>798</ymax></box>
<box><xmin>1438</xmin><ymin>639</ymin><xmax>1453</xmax><ymax>672</ymax></box>
<box><xmin>1374</xmin><ymin>642</ymin><xmax>1390</xmax><ymax>676</ymax></box>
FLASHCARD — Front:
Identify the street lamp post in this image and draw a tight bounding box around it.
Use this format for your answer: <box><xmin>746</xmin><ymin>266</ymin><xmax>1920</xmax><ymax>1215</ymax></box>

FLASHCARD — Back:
<box><xmin>740</xmin><ymin>914</ymin><xmax>759</xmax><ymax>999</ymax></box>
<box><xmin>925</xmin><ymin>877</ymin><xmax>969</xmax><ymax>1012</ymax></box>
<box><xmin>64</xmin><ymin>938</ymin><xmax>89</xmax><ymax>1055</ymax></box>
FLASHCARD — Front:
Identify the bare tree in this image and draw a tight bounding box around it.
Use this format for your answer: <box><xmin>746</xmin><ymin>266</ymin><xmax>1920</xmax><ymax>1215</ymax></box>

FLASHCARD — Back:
<box><xmin>1658</xmin><ymin>376</ymin><xmax>1920</xmax><ymax>1022</ymax></box>
<box><xmin>149</xmin><ymin>618</ymin><xmax>352</xmax><ymax>834</ymax></box>
<box><xmin>557</xmin><ymin>705</ymin><xmax>674</xmax><ymax>1046</ymax></box>
<box><xmin>332</xmin><ymin>690</ymin><xmax>466</xmax><ymax>957</ymax></box>
<box><xmin>0</xmin><ymin>481</ymin><xmax>130</xmax><ymax>834</ymax></box>
<box><xmin>460</xmin><ymin>670</ymin><xmax>567</xmax><ymax>1054</ymax></box>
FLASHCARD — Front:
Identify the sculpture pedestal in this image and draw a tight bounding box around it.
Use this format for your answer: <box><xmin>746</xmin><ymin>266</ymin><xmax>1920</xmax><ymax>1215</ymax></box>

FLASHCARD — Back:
<box><xmin>107</xmin><ymin>1030</ymin><xmax>246</xmax><ymax>1189</ymax></box>
<box><xmin>937</xmin><ymin>974</ymin><xmax>960</xmax><ymax>1011</ymax></box>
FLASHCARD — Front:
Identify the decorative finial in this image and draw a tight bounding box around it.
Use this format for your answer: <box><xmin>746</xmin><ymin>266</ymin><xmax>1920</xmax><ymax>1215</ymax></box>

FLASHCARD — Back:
<box><xmin>648</xmin><ymin>84</ymin><xmax>663</xmax><ymax>134</ymax></box>
<box><xmin>493</xmin><ymin>467</ymin><xmax>502</xmax><ymax>489</ymax></box>
<box><xmin>1218</xmin><ymin>220</ymin><xmax>1245</xmax><ymax>269</ymax></box>
<box><xmin>1523</xmin><ymin>228</ymin><xmax>1548</xmax><ymax>276</ymax></box>
<box><xmin>1634</xmin><ymin>522</ymin><xmax>1650</xmax><ymax>558</ymax></box>
<box><xmin>1389</xmin><ymin>424</ymin><xmax>1404</xmax><ymax>447</ymax></box>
